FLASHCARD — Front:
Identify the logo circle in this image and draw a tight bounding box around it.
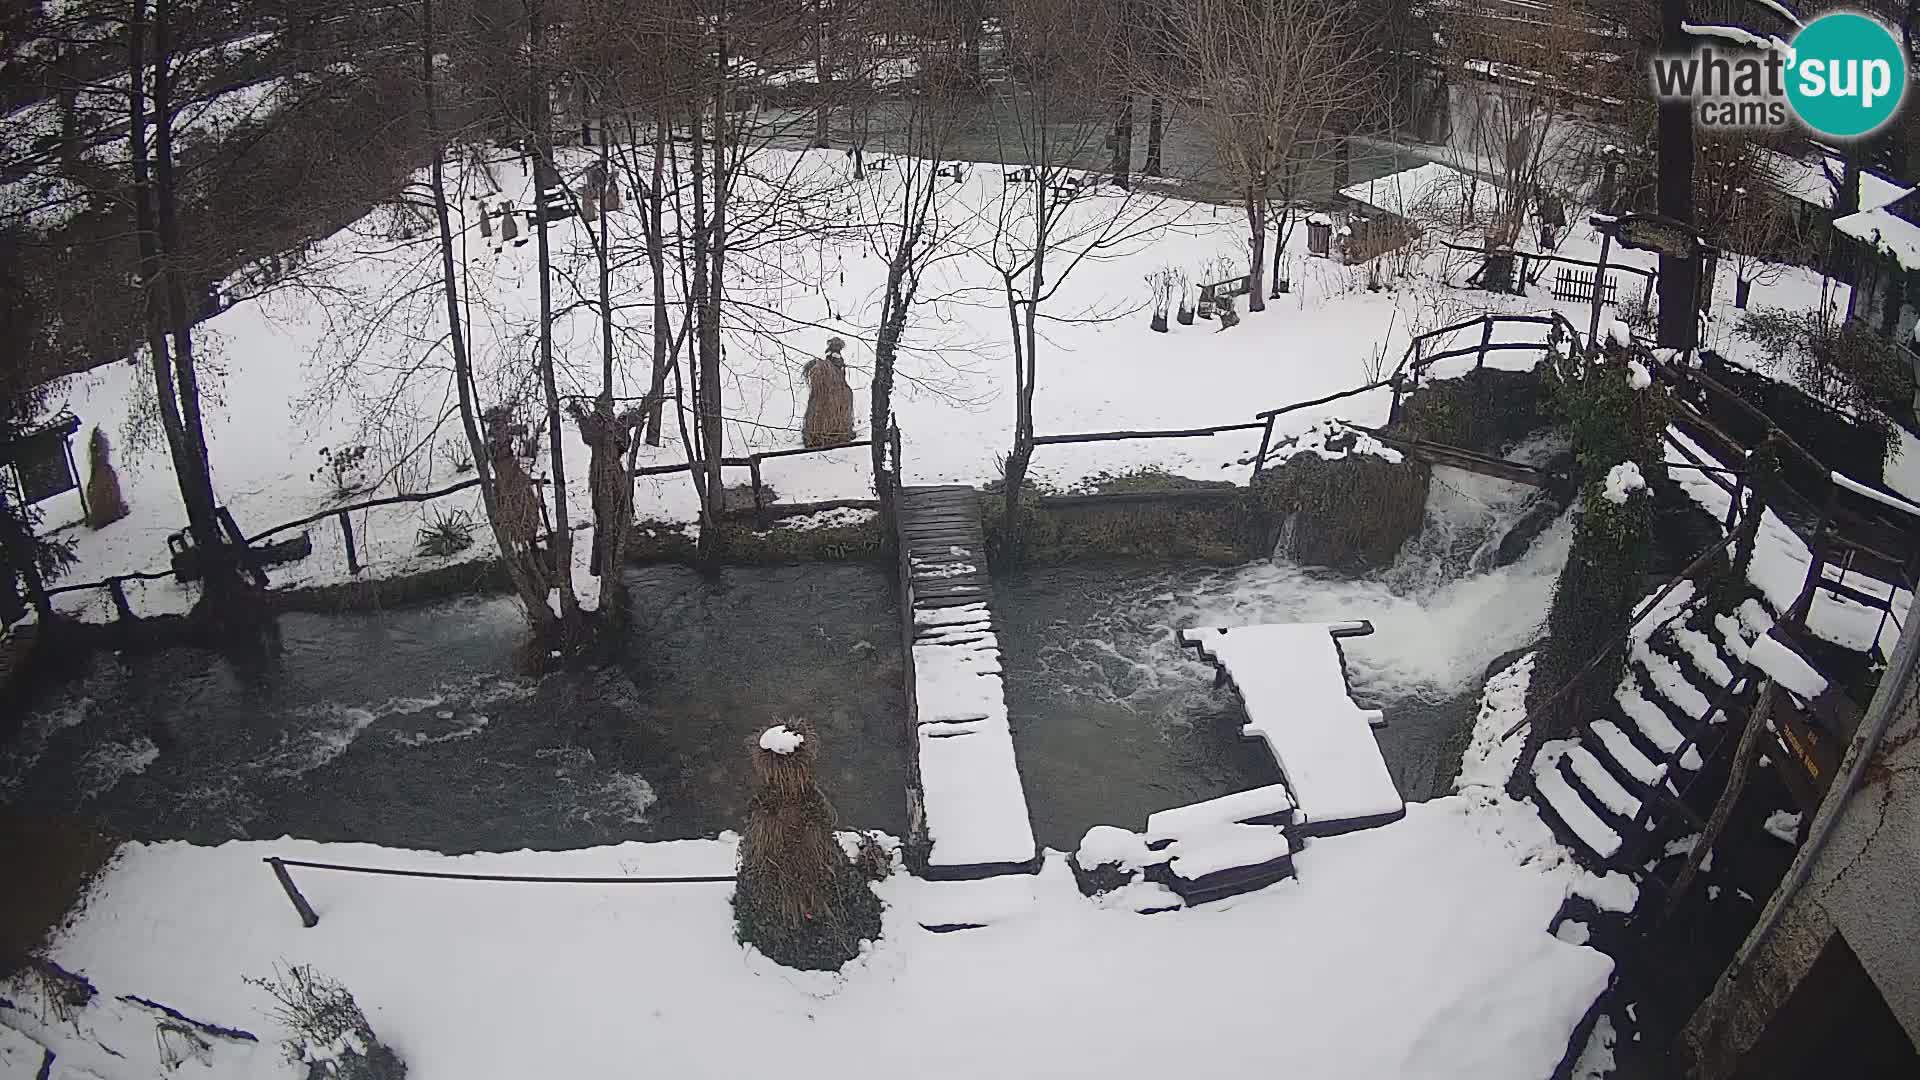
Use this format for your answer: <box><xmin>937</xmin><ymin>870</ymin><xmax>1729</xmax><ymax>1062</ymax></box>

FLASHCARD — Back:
<box><xmin>1786</xmin><ymin>12</ymin><xmax>1907</xmax><ymax>138</ymax></box>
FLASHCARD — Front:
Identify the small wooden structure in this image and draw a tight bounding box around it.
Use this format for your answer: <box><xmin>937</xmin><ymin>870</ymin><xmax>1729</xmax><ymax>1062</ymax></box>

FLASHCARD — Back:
<box><xmin>0</xmin><ymin>412</ymin><xmax>85</xmax><ymax>516</ymax></box>
<box><xmin>895</xmin><ymin>484</ymin><xmax>1039</xmax><ymax>882</ymax></box>
<box><xmin>1553</xmin><ymin>267</ymin><xmax>1619</xmax><ymax>306</ymax></box>
<box><xmin>1179</xmin><ymin>620</ymin><xmax>1405</xmax><ymax>836</ymax></box>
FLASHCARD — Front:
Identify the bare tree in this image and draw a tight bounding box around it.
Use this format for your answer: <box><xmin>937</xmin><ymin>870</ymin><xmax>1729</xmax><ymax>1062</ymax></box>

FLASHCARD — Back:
<box><xmin>976</xmin><ymin>0</ymin><xmax>1166</xmax><ymax>555</ymax></box>
<box><xmin>1155</xmin><ymin>0</ymin><xmax>1374</xmax><ymax>314</ymax></box>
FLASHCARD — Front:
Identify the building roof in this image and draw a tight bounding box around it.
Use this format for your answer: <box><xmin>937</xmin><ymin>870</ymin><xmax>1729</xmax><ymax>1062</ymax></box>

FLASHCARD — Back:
<box><xmin>1764</xmin><ymin>150</ymin><xmax>1911</xmax><ymax>215</ymax></box>
<box><xmin>1834</xmin><ymin>190</ymin><xmax>1920</xmax><ymax>273</ymax></box>
<box><xmin>1338</xmin><ymin>161</ymin><xmax>1501</xmax><ymax>223</ymax></box>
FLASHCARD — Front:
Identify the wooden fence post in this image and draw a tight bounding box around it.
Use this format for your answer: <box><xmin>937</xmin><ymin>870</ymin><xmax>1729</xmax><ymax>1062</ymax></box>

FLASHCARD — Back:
<box><xmin>1250</xmin><ymin>415</ymin><xmax>1277</xmax><ymax>479</ymax></box>
<box><xmin>1476</xmin><ymin>317</ymin><xmax>1493</xmax><ymax>371</ymax></box>
<box><xmin>107</xmin><ymin>578</ymin><xmax>133</xmax><ymax>621</ymax></box>
<box><xmin>337</xmin><ymin>510</ymin><xmax>360</xmax><ymax>576</ymax></box>
<box><xmin>749</xmin><ymin>458</ymin><xmax>768</xmax><ymax>530</ymax></box>
<box><xmin>266</xmin><ymin>858</ymin><xmax>320</xmax><ymax>928</ymax></box>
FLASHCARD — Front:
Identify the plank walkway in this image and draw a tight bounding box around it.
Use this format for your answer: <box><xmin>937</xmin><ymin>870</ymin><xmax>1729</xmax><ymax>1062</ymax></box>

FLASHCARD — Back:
<box><xmin>898</xmin><ymin>485</ymin><xmax>992</xmax><ymax>609</ymax></box>
<box><xmin>895</xmin><ymin>486</ymin><xmax>1037</xmax><ymax>889</ymax></box>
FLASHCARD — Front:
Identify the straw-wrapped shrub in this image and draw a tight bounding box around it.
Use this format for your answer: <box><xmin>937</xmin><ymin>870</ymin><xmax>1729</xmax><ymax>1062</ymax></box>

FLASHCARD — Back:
<box><xmin>733</xmin><ymin>720</ymin><xmax>882</xmax><ymax>970</ymax></box>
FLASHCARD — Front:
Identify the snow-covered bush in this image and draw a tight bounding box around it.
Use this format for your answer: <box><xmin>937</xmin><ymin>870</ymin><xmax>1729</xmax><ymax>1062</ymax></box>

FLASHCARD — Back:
<box><xmin>734</xmin><ymin>721</ymin><xmax>882</xmax><ymax>971</ymax></box>
<box><xmin>247</xmin><ymin>965</ymin><xmax>405</xmax><ymax>1080</ymax></box>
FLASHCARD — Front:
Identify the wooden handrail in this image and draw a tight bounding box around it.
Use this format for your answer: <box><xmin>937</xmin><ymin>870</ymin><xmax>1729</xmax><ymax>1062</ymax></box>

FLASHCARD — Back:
<box><xmin>1032</xmin><ymin>422</ymin><xmax>1266</xmax><ymax>445</ymax></box>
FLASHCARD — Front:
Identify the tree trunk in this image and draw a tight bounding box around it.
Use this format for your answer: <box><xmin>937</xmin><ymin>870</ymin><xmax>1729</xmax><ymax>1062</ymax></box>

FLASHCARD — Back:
<box><xmin>1655</xmin><ymin>0</ymin><xmax>1697</xmax><ymax>350</ymax></box>
<box><xmin>689</xmin><ymin>104</ymin><xmax>712</xmax><ymax>522</ymax></box>
<box><xmin>149</xmin><ymin>0</ymin><xmax>257</xmax><ymax>631</ymax></box>
<box><xmin>700</xmin><ymin>26</ymin><xmax>731</xmax><ymax>564</ymax></box>
<box><xmin>813</xmin><ymin>0</ymin><xmax>830</xmax><ymax>148</ymax></box>
<box><xmin>529</xmin><ymin>1</ymin><xmax>582</xmax><ymax>628</ymax></box>
<box><xmin>1145</xmin><ymin>97</ymin><xmax>1163</xmax><ymax>177</ymax></box>
<box><xmin>1108</xmin><ymin>96</ymin><xmax>1131</xmax><ymax>190</ymax></box>
<box><xmin>420</xmin><ymin>0</ymin><xmax>551</xmax><ymax>632</ymax></box>
<box><xmin>1246</xmin><ymin>190</ymin><xmax>1268</xmax><ymax>313</ymax></box>
<box><xmin>126</xmin><ymin>0</ymin><xmax>195</xmax><ymax>524</ymax></box>
<box><xmin>644</xmin><ymin>117</ymin><xmax>671</xmax><ymax>445</ymax></box>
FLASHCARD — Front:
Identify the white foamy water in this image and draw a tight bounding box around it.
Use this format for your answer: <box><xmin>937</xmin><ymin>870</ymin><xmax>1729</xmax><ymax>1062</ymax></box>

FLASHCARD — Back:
<box><xmin>1046</xmin><ymin>460</ymin><xmax>1575</xmax><ymax>711</ymax></box>
<box><xmin>0</xmin><ymin>695</ymin><xmax>95</xmax><ymax>797</ymax></box>
<box><xmin>77</xmin><ymin>737</ymin><xmax>161</xmax><ymax>800</ymax></box>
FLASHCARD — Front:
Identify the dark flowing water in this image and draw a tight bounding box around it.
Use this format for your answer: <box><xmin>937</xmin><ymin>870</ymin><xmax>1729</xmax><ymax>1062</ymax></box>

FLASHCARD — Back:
<box><xmin>2</xmin><ymin>566</ymin><xmax>908</xmax><ymax>852</ymax></box>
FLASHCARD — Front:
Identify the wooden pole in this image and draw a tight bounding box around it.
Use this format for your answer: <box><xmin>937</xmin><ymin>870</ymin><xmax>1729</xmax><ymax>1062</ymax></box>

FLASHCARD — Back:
<box><xmin>749</xmin><ymin>457</ymin><xmax>767</xmax><ymax>530</ymax></box>
<box><xmin>1251</xmin><ymin>415</ymin><xmax>1276</xmax><ymax>479</ymax></box>
<box><xmin>1660</xmin><ymin>682</ymin><xmax>1777</xmax><ymax>924</ymax></box>
<box><xmin>338</xmin><ymin>510</ymin><xmax>359</xmax><ymax>575</ymax></box>
<box><xmin>267</xmin><ymin>857</ymin><xmax>321</xmax><ymax>928</ymax></box>
<box><xmin>108</xmin><ymin>578</ymin><xmax>133</xmax><ymax>621</ymax></box>
<box><xmin>1589</xmin><ymin>229</ymin><xmax>1613</xmax><ymax>349</ymax></box>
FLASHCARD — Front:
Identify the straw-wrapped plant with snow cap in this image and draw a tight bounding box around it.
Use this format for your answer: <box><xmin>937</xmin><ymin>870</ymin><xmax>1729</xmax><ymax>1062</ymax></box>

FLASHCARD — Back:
<box><xmin>735</xmin><ymin>720</ymin><xmax>882</xmax><ymax>970</ymax></box>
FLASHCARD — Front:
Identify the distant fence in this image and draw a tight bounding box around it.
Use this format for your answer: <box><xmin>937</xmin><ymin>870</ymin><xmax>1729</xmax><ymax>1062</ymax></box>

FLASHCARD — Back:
<box><xmin>1552</xmin><ymin>267</ymin><xmax>1619</xmax><ymax>306</ymax></box>
<box><xmin>33</xmin><ymin>436</ymin><xmax>878</xmax><ymax>620</ymax></box>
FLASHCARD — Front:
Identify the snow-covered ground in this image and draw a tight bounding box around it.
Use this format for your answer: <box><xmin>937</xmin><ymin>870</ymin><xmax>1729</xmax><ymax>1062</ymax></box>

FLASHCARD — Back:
<box><xmin>8</xmin><ymin>799</ymin><xmax>1616</xmax><ymax>1080</ymax></box>
<box><xmin>34</xmin><ymin>147</ymin><xmax>1667</xmax><ymax>624</ymax></box>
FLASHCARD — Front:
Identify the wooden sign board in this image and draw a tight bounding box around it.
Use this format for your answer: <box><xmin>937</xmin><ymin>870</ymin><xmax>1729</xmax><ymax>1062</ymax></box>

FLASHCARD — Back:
<box><xmin>14</xmin><ymin>432</ymin><xmax>76</xmax><ymax>504</ymax></box>
<box><xmin>1614</xmin><ymin>214</ymin><xmax>1702</xmax><ymax>259</ymax></box>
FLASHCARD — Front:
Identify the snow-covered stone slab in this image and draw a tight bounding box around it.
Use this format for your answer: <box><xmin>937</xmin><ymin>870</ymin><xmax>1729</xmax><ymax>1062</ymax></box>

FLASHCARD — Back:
<box><xmin>1180</xmin><ymin>622</ymin><xmax>1403</xmax><ymax>833</ymax></box>
<box><xmin>1168</xmin><ymin>824</ymin><xmax>1293</xmax><ymax>882</ymax></box>
<box><xmin>1145</xmin><ymin>784</ymin><xmax>1296</xmax><ymax>844</ymax></box>
<box><xmin>910</xmin><ymin>604</ymin><xmax>1036</xmax><ymax>876</ymax></box>
<box><xmin>910</xmin><ymin>874</ymin><xmax>1037</xmax><ymax>931</ymax></box>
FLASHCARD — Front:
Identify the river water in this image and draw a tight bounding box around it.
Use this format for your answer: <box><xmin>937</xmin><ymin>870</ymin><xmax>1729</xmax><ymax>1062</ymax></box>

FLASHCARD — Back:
<box><xmin>4</xmin><ymin>461</ymin><xmax>1568</xmax><ymax>854</ymax></box>
<box><xmin>999</xmin><ymin>461</ymin><xmax>1574</xmax><ymax>849</ymax></box>
<box><xmin>2</xmin><ymin>566</ymin><xmax>908</xmax><ymax>852</ymax></box>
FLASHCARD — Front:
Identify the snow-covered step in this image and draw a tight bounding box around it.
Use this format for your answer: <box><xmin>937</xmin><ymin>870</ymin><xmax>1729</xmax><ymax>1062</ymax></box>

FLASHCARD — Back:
<box><xmin>1632</xmin><ymin>639</ymin><xmax>1715</xmax><ymax>723</ymax></box>
<box><xmin>1161</xmin><ymin>822</ymin><xmax>1295</xmax><ymax>905</ymax></box>
<box><xmin>1615</xmin><ymin>677</ymin><xmax>1704</xmax><ymax>770</ymax></box>
<box><xmin>1736</xmin><ymin>598</ymin><xmax>1776</xmax><ymax>641</ymax></box>
<box><xmin>1589</xmin><ymin>719</ymin><xmax>1667</xmax><ymax>788</ymax></box>
<box><xmin>1144</xmin><ymin>784</ymin><xmax>1296</xmax><ymax>844</ymax></box>
<box><xmin>1671</xmin><ymin>625</ymin><xmax>1735</xmax><ymax>688</ymax></box>
<box><xmin>1534</xmin><ymin>741</ymin><xmax>1624</xmax><ymax>860</ymax></box>
<box><xmin>912</xmin><ymin>874</ymin><xmax>1039</xmax><ymax>932</ymax></box>
<box><xmin>1714</xmin><ymin>612</ymin><xmax>1754</xmax><ymax>662</ymax></box>
<box><xmin>1561</xmin><ymin>743</ymin><xmax>1643</xmax><ymax>822</ymax></box>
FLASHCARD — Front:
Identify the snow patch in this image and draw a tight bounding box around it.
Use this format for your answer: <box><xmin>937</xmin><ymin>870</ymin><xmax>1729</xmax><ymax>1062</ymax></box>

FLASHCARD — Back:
<box><xmin>1602</xmin><ymin>461</ymin><xmax>1646</xmax><ymax>504</ymax></box>
<box><xmin>758</xmin><ymin>725</ymin><xmax>805</xmax><ymax>754</ymax></box>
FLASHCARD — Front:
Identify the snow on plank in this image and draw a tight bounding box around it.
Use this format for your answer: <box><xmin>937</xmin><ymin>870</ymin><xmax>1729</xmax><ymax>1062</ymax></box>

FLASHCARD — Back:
<box><xmin>1749</xmin><ymin>630</ymin><xmax>1830</xmax><ymax>700</ymax></box>
<box><xmin>1145</xmin><ymin>784</ymin><xmax>1296</xmax><ymax>844</ymax></box>
<box><xmin>1180</xmin><ymin>622</ymin><xmax>1403</xmax><ymax>833</ymax></box>
<box><xmin>900</xmin><ymin>487</ymin><xmax>1035</xmax><ymax>878</ymax></box>
<box><xmin>1614</xmin><ymin>677</ymin><xmax>1704</xmax><ymax>771</ymax></box>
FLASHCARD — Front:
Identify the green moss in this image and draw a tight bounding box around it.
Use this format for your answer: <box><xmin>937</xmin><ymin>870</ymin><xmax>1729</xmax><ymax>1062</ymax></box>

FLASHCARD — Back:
<box><xmin>982</xmin><ymin>483</ymin><xmax>1253</xmax><ymax>566</ymax></box>
<box><xmin>1074</xmin><ymin>468</ymin><xmax>1238</xmax><ymax>495</ymax></box>
<box><xmin>1392</xmin><ymin>368</ymin><xmax>1552</xmax><ymax>454</ymax></box>
<box><xmin>623</xmin><ymin>515</ymin><xmax>887</xmax><ymax>565</ymax></box>
<box><xmin>1248</xmin><ymin>452</ymin><xmax>1430</xmax><ymax>572</ymax></box>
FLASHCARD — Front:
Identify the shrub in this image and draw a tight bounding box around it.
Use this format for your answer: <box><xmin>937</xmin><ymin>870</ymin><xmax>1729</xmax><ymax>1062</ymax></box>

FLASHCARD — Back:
<box><xmin>246</xmin><ymin>965</ymin><xmax>405</xmax><ymax>1080</ymax></box>
<box><xmin>311</xmin><ymin>444</ymin><xmax>374</xmax><ymax>502</ymax></box>
<box><xmin>1734</xmin><ymin>307</ymin><xmax>1913</xmax><ymax>471</ymax></box>
<box><xmin>415</xmin><ymin>508</ymin><xmax>475</xmax><ymax>558</ymax></box>
<box><xmin>734</xmin><ymin>721</ymin><xmax>882</xmax><ymax>970</ymax></box>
